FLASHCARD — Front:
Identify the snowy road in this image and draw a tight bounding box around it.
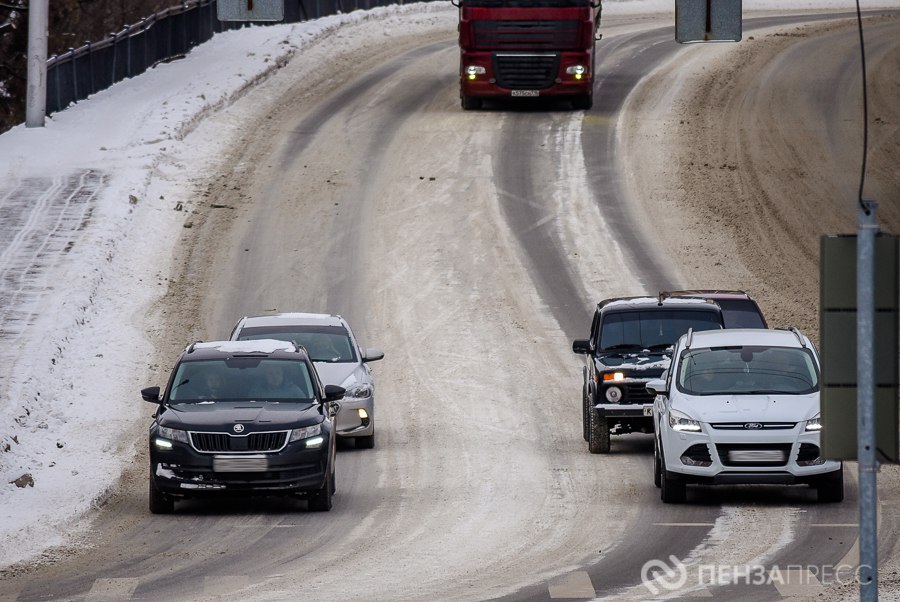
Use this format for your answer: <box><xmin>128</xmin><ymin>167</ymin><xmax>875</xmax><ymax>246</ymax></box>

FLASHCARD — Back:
<box><xmin>1</xmin><ymin>3</ymin><xmax>899</xmax><ymax>601</ymax></box>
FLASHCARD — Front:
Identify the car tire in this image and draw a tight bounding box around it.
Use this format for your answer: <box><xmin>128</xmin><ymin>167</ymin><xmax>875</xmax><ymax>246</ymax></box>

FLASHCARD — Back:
<box><xmin>308</xmin><ymin>468</ymin><xmax>334</xmax><ymax>512</ymax></box>
<box><xmin>582</xmin><ymin>387</ymin><xmax>591</xmax><ymax>442</ymax></box>
<box><xmin>356</xmin><ymin>432</ymin><xmax>375</xmax><ymax>450</ymax></box>
<box><xmin>149</xmin><ymin>474</ymin><xmax>175</xmax><ymax>515</ymax></box>
<box><xmin>660</xmin><ymin>469</ymin><xmax>687</xmax><ymax>504</ymax></box>
<box><xmin>816</xmin><ymin>468</ymin><xmax>844</xmax><ymax>503</ymax></box>
<box><xmin>588</xmin><ymin>408</ymin><xmax>610</xmax><ymax>454</ymax></box>
<box><xmin>653</xmin><ymin>440</ymin><xmax>662</xmax><ymax>488</ymax></box>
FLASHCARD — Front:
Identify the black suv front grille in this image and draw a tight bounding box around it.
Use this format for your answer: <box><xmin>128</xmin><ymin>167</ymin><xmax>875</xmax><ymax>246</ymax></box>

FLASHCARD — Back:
<box><xmin>191</xmin><ymin>431</ymin><xmax>288</xmax><ymax>453</ymax></box>
<box><xmin>493</xmin><ymin>53</ymin><xmax>559</xmax><ymax>89</ymax></box>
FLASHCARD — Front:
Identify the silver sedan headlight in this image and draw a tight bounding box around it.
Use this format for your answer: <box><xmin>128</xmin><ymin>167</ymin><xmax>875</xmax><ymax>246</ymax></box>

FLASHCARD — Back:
<box><xmin>342</xmin><ymin>382</ymin><xmax>373</xmax><ymax>400</ymax></box>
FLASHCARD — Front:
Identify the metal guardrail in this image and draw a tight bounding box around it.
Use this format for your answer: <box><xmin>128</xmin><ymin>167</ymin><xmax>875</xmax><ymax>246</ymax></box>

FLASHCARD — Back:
<box><xmin>45</xmin><ymin>0</ymin><xmax>413</xmax><ymax>114</ymax></box>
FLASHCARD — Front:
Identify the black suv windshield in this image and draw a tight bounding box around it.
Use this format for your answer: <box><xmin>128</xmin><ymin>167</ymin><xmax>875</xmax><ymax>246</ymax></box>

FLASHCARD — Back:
<box><xmin>598</xmin><ymin>310</ymin><xmax>721</xmax><ymax>352</ymax></box>
<box><xmin>169</xmin><ymin>358</ymin><xmax>315</xmax><ymax>403</ymax></box>
<box><xmin>677</xmin><ymin>346</ymin><xmax>820</xmax><ymax>395</ymax></box>
<box><xmin>237</xmin><ymin>325</ymin><xmax>356</xmax><ymax>363</ymax></box>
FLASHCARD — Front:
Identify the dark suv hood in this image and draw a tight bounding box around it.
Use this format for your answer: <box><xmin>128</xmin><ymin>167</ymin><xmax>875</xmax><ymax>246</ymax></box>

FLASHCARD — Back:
<box><xmin>158</xmin><ymin>401</ymin><xmax>323</xmax><ymax>431</ymax></box>
<box><xmin>596</xmin><ymin>352</ymin><xmax>670</xmax><ymax>372</ymax></box>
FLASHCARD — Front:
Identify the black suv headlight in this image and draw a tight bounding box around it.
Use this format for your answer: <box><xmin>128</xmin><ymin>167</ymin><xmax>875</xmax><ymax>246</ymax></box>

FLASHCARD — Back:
<box><xmin>155</xmin><ymin>426</ymin><xmax>189</xmax><ymax>449</ymax></box>
<box><xmin>289</xmin><ymin>423</ymin><xmax>324</xmax><ymax>448</ymax></box>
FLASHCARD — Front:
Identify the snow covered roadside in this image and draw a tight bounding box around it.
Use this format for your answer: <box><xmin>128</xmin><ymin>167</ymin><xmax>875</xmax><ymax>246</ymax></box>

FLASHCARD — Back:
<box><xmin>0</xmin><ymin>2</ymin><xmax>458</xmax><ymax>570</ymax></box>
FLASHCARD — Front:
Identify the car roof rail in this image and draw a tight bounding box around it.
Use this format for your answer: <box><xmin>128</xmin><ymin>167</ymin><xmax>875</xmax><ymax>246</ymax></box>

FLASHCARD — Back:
<box><xmin>787</xmin><ymin>327</ymin><xmax>807</xmax><ymax>347</ymax></box>
<box><xmin>186</xmin><ymin>340</ymin><xmax>203</xmax><ymax>353</ymax></box>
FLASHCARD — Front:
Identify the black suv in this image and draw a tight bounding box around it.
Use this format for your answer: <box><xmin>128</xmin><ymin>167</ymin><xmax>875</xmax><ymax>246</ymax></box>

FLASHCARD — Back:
<box><xmin>572</xmin><ymin>295</ymin><xmax>725</xmax><ymax>453</ymax></box>
<box><xmin>142</xmin><ymin>340</ymin><xmax>344</xmax><ymax>514</ymax></box>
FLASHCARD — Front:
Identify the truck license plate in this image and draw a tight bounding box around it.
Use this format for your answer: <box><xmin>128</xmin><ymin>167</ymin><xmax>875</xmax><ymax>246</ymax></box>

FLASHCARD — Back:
<box><xmin>511</xmin><ymin>90</ymin><xmax>539</xmax><ymax>97</ymax></box>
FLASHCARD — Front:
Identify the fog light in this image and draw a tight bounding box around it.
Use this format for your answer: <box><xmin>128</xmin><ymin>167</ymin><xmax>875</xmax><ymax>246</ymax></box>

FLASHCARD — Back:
<box><xmin>358</xmin><ymin>408</ymin><xmax>369</xmax><ymax>419</ymax></box>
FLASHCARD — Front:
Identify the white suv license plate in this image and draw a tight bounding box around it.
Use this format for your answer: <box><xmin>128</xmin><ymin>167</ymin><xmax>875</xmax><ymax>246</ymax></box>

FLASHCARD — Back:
<box><xmin>728</xmin><ymin>449</ymin><xmax>786</xmax><ymax>463</ymax></box>
<box><xmin>511</xmin><ymin>90</ymin><xmax>539</xmax><ymax>97</ymax></box>
<box><xmin>213</xmin><ymin>455</ymin><xmax>269</xmax><ymax>473</ymax></box>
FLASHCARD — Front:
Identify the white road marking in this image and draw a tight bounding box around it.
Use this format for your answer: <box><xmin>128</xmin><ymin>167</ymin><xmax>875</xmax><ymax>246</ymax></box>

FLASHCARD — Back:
<box><xmin>85</xmin><ymin>577</ymin><xmax>139</xmax><ymax>601</ymax></box>
<box><xmin>548</xmin><ymin>570</ymin><xmax>596</xmax><ymax>598</ymax></box>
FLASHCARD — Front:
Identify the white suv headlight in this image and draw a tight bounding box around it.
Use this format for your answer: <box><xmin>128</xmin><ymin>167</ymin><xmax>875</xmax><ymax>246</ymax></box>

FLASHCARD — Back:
<box><xmin>668</xmin><ymin>409</ymin><xmax>701</xmax><ymax>432</ymax></box>
<box><xmin>805</xmin><ymin>414</ymin><xmax>822</xmax><ymax>432</ymax></box>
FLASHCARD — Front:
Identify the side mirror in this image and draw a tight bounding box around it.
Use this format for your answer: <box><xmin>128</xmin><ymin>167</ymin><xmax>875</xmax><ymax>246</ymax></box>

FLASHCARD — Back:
<box><xmin>646</xmin><ymin>379</ymin><xmax>667</xmax><ymax>396</ymax></box>
<box><xmin>141</xmin><ymin>386</ymin><xmax>161</xmax><ymax>403</ymax></box>
<box><xmin>363</xmin><ymin>348</ymin><xmax>385</xmax><ymax>362</ymax></box>
<box><xmin>572</xmin><ymin>339</ymin><xmax>591</xmax><ymax>354</ymax></box>
<box><xmin>323</xmin><ymin>384</ymin><xmax>345</xmax><ymax>402</ymax></box>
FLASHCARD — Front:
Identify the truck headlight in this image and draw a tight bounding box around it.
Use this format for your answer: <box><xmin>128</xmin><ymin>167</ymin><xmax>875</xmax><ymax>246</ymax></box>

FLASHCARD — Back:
<box><xmin>605</xmin><ymin>386</ymin><xmax>623</xmax><ymax>402</ymax></box>
<box><xmin>668</xmin><ymin>409</ymin><xmax>701</xmax><ymax>432</ymax></box>
<box><xmin>466</xmin><ymin>65</ymin><xmax>486</xmax><ymax>80</ymax></box>
<box><xmin>566</xmin><ymin>65</ymin><xmax>586</xmax><ymax>79</ymax></box>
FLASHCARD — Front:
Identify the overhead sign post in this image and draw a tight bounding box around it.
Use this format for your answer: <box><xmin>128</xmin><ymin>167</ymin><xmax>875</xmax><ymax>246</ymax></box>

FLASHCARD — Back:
<box><xmin>675</xmin><ymin>0</ymin><xmax>742</xmax><ymax>43</ymax></box>
<box><xmin>217</xmin><ymin>0</ymin><xmax>285</xmax><ymax>21</ymax></box>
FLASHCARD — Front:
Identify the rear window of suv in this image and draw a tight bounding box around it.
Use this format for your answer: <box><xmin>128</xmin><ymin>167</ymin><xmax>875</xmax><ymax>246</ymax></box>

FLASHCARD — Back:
<box><xmin>714</xmin><ymin>299</ymin><xmax>767</xmax><ymax>329</ymax></box>
<box><xmin>598</xmin><ymin>310</ymin><xmax>722</xmax><ymax>352</ymax></box>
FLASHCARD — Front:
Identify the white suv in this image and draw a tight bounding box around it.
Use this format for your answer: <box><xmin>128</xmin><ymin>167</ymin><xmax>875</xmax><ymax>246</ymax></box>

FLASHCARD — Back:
<box><xmin>648</xmin><ymin>328</ymin><xmax>843</xmax><ymax>503</ymax></box>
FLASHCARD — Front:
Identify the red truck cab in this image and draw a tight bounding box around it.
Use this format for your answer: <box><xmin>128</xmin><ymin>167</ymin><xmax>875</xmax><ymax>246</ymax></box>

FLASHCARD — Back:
<box><xmin>456</xmin><ymin>0</ymin><xmax>601</xmax><ymax>110</ymax></box>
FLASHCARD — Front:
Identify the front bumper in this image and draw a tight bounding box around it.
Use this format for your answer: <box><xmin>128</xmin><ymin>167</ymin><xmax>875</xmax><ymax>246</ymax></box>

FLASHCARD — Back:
<box><xmin>150</xmin><ymin>436</ymin><xmax>330</xmax><ymax>497</ymax></box>
<box><xmin>661</xmin><ymin>425</ymin><xmax>840</xmax><ymax>484</ymax></box>
<box><xmin>595</xmin><ymin>403</ymin><xmax>654</xmax><ymax>419</ymax></box>
<box><xmin>335</xmin><ymin>396</ymin><xmax>374</xmax><ymax>438</ymax></box>
<box><xmin>460</xmin><ymin>50</ymin><xmax>593</xmax><ymax>99</ymax></box>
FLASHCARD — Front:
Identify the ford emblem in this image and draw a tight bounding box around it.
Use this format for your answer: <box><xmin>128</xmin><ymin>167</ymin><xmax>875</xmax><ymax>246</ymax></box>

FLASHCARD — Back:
<box><xmin>744</xmin><ymin>423</ymin><xmax>763</xmax><ymax>430</ymax></box>
<box><xmin>233</xmin><ymin>424</ymin><xmax>245</xmax><ymax>433</ymax></box>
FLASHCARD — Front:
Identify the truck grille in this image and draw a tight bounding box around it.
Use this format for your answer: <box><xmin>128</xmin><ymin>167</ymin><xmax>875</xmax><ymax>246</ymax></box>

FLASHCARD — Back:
<box><xmin>190</xmin><ymin>431</ymin><xmax>288</xmax><ymax>453</ymax></box>
<box><xmin>473</xmin><ymin>20</ymin><xmax>582</xmax><ymax>50</ymax></box>
<box><xmin>494</xmin><ymin>53</ymin><xmax>559</xmax><ymax>89</ymax></box>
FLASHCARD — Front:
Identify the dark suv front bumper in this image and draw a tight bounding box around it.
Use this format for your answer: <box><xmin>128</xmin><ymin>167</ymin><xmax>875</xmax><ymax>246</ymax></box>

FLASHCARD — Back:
<box><xmin>150</xmin><ymin>436</ymin><xmax>330</xmax><ymax>497</ymax></box>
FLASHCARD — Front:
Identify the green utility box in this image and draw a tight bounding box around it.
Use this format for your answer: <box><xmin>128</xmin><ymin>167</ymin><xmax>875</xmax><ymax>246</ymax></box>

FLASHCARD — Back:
<box><xmin>820</xmin><ymin>234</ymin><xmax>899</xmax><ymax>462</ymax></box>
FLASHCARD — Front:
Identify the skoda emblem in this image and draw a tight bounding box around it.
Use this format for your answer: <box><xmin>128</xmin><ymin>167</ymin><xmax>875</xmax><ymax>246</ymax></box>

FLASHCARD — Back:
<box><xmin>744</xmin><ymin>423</ymin><xmax>763</xmax><ymax>430</ymax></box>
<box><xmin>233</xmin><ymin>424</ymin><xmax>245</xmax><ymax>433</ymax></box>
